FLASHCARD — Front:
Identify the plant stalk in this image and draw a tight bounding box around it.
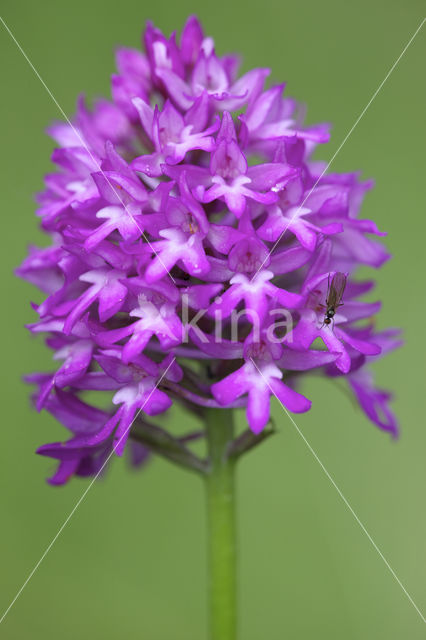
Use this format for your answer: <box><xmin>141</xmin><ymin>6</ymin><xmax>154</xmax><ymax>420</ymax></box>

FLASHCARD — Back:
<box><xmin>204</xmin><ymin>408</ymin><xmax>237</xmax><ymax>640</ymax></box>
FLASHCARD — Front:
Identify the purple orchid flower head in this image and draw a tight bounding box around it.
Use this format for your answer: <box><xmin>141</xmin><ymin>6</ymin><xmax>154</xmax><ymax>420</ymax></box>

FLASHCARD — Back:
<box><xmin>18</xmin><ymin>16</ymin><xmax>400</xmax><ymax>485</ymax></box>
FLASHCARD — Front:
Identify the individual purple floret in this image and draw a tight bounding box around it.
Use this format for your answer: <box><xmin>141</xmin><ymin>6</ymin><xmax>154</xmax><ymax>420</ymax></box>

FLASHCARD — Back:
<box><xmin>19</xmin><ymin>16</ymin><xmax>400</xmax><ymax>484</ymax></box>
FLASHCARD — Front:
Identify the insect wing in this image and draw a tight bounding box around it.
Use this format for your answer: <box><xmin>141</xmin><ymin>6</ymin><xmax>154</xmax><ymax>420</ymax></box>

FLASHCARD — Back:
<box><xmin>328</xmin><ymin>272</ymin><xmax>347</xmax><ymax>307</ymax></box>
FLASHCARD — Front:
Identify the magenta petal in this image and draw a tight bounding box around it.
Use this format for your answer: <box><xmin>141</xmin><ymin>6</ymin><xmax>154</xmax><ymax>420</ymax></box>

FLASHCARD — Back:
<box><xmin>247</xmin><ymin>384</ymin><xmax>270</xmax><ymax>434</ymax></box>
<box><xmin>337</xmin><ymin>328</ymin><xmax>381</xmax><ymax>356</ymax></box>
<box><xmin>269</xmin><ymin>378</ymin><xmax>311</xmax><ymax>413</ymax></box>
<box><xmin>180</xmin><ymin>16</ymin><xmax>204</xmax><ymax>66</ymax></box>
<box><xmin>247</xmin><ymin>163</ymin><xmax>298</xmax><ymax>190</ymax></box>
<box><xmin>211</xmin><ymin>368</ymin><xmax>249</xmax><ymax>405</ymax></box>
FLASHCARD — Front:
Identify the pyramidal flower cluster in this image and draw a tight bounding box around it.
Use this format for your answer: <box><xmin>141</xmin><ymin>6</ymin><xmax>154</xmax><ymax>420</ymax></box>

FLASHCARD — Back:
<box><xmin>19</xmin><ymin>16</ymin><xmax>401</xmax><ymax>485</ymax></box>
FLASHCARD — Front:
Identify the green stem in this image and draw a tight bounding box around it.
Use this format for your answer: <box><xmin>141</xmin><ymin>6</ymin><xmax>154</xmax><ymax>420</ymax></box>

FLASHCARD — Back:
<box><xmin>204</xmin><ymin>408</ymin><xmax>237</xmax><ymax>640</ymax></box>
<box><xmin>130</xmin><ymin>419</ymin><xmax>206</xmax><ymax>474</ymax></box>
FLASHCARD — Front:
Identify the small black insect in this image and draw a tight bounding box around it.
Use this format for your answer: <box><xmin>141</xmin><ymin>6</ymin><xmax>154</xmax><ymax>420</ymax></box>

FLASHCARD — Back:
<box><xmin>322</xmin><ymin>272</ymin><xmax>347</xmax><ymax>327</ymax></box>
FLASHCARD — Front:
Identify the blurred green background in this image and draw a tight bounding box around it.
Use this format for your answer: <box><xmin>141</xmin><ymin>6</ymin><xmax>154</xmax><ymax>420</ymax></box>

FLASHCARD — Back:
<box><xmin>1</xmin><ymin>0</ymin><xmax>425</xmax><ymax>638</ymax></box>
